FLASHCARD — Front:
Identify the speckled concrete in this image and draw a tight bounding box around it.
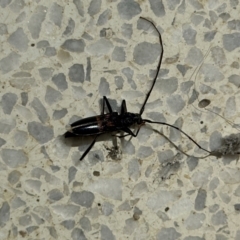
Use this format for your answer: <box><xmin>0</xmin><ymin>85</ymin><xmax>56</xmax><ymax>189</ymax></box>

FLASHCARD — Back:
<box><xmin>1</xmin><ymin>0</ymin><xmax>240</xmax><ymax>239</ymax></box>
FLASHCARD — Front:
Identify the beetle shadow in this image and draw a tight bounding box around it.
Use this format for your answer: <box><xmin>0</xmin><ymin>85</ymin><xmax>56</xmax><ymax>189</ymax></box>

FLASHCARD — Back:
<box><xmin>62</xmin><ymin>132</ymin><xmax>116</xmax><ymax>152</ymax></box>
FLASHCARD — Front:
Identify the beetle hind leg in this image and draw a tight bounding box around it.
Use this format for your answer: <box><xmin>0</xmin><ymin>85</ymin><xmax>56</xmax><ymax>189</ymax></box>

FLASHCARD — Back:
<box><xmin>80</xmin><ymin>135</ymin><xmax>100</xmax><ymax>161</ymax></box>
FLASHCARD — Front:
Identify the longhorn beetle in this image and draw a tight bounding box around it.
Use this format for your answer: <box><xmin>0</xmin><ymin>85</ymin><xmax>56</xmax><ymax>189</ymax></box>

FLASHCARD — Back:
<box><xmin>64</xmin><ymin>17</ymin><xmax>212</xmax><ymax>161</ymax></box>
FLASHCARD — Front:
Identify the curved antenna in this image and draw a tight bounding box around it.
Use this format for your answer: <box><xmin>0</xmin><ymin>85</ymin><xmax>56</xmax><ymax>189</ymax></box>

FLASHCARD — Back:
<box><xmin>143</xmin><ymin>119</ymin><xmax>212</xmax><ymax>155</ymax></box>
<box><xmin>139</xmin><ymin>17</ymin><xmax>164</xmax><ymax>115</ymax></box>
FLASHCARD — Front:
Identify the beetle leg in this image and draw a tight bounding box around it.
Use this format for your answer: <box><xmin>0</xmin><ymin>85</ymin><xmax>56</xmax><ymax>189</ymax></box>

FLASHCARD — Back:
<box><xmin>120</xmin><ymin>100</ymin><xmax>127</xmax><ymax>115</ymax></box>
<box><xmin>116</xmin><ymin>124</ymin><xmax>144</xmax><ymax>138</ymax></box>
<box><xmin>80</xmin><ymin>135</ymin><xmax>99</xmax><ymax>161</ymax></box>
<box><xmin>102</xmin><ymin>96</ymin><xmax>113</xmax><ymax>114</ymax></box>
<box><xmin>122</xmin><ymin>127</ymin><xmax>138</xmax><ymax>137</ymax></box>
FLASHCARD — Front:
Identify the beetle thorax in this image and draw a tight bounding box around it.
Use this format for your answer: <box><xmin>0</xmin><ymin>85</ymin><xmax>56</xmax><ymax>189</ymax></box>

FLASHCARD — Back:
<box><xmin>122</xmin><ymin>113</ymin><xmax>142</xmax><ymax>126</ymax></box>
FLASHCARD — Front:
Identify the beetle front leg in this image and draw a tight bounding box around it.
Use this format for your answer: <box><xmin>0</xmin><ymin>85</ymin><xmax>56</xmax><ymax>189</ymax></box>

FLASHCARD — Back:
<box><xmin>102</xmin><ymin>96</ymin><xmax>113</xmax><ymax>114</ymax></box>
<box><xmin>120</xmin><ymin>99</ymin><xmax>127</xmax><ymax>115</ymax></box>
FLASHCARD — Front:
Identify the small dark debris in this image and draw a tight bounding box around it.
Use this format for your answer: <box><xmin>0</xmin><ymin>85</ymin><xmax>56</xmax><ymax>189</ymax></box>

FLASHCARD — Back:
<box><xmin>234</xmin><ymin>204</ymin><xmax>240</xmax><ymax>211</ymax></box>
<box><xmin>133</xmin><ymin>213</ymin><xmax>140</xmax><ymax>221</ymax></box>
<box><xmin>93</xmin><ymin>171</ymin><xmax>100</xmax><ymax>176</ymax></box>
<box><xmin>19</xmin><ymin>231</ymin><xmax>27</xmax><ymax>237</ymax></box>
<box><xmin>198</xmin><ymin>99</ymin><xmax>211</xmax><ymax>108</ymax></box>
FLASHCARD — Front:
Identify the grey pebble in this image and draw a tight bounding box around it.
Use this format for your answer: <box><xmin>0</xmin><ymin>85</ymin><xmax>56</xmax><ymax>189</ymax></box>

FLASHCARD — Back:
<box><xmin>44</xmin><ymin>47</ymin><xmax>57</xmax><ymax>57</ymax></box>
<box><xmin>79</xmin><ymin>217</ymin><xmax>92</xmax><ymax>231</ymax></box>
<box><xmin>121</xmin><ymin>23</ymin><xmax>132</xmax><ymax>39</ymax></box>
<box><xmin>71</xmin><ymin>228</ymin><xmax>87</xmax><ymax>240</ymax></box>
<box><xmin>122</xmin><ymin>67</ymin><xmax>136</xmax><ymax>89</ymax></box>
<box><xmin>112</xmin><ymin>46</ymin><xmax>125</xmax><ymax>62</ymax></box>
<box><xmin>30</xmin><ymin>97</ymin><xmax>49</xmax><ymax>123</ymax></box>
<box><xmin>19</xmin><ymin>214</ymin><xmax>32</xmax><ymax>226</ymax></box>
<box><xmin>47</xmin><ymin>226</ymin><xmax>58</xmax><ymax>238</ymax></box>
<box><xmin>1</xmin><ymin>93</ymin><xmax>17</xmax><ymax>114</ymax></box>
<box><xmin>117</xmin><ymin>0</ymin><xmax>141</xmax><ymax>20</ymax></box>
<box><xmin>26</xmin><ymin>226</ymin><xmax>39</xmax><ymax>234</ymax></box>
<box><xmin>52</xmin><ymin>73</ymin><xmax>68</xmax><ymax>91</ymax></box>
<box><xmin>61</xmin><ymin>39</ymin><xmax>85</xmax><ymax>53</ymax></box>
<box><xmin>52</xmin><ymin>204</ymin><xmax>80</xmax><ymax>218</ymax></box>
<box><xmin>195</xmin><ymin>189</ymin><xmax>206</xmax><ymax>211</ymax></box>
<box><xmin>1</xmin><ymin>149</ymin><xmax>28</xmax><ymax>168</ymax></box>
<box><xmin>97</xmin><ymin>9</ymin><xmax>112</xmax><ymax>26</ymax></box>
<box><xmin>33</xmin><ymin>206</ymin><xmax>52</xmax><ymax>222</ymax></box>
<box><xmin>187</xmin><ymin>156</ymin><xmax>199</xmax><ymax>171</ymax></box>
<box><xmin>156</xmin><ymin>77</ymin><xmax>178</xmax><ymax>95</ymax></box>
<box><xmin>71</xmin><ymin>191</ymin><xmax>95</xmax><ymax>208</ymax></box>
<box><xmin>189</xmin><ymin>0</ymin><xmax>203</xmax><ymax>10</ymax></box>
<box><xmin>45</xmin><ymin>86</ymin><xmax>62</xmax><ymax>105</ymax></box>
<box><xmin>28</xmin><ymin>121</ymin><xmax>54</xmax><ymax>144</ymax></box>
<box><xmin>49</xmin><ymin>3</ymin><xmax>63</xmax><ymax>27</ymax></box>
<box><xmin>209</xmin><ymin>204</ymin><xmax>219</xmax><ymax>213</ymax></box>
<box><xmin>0</xmin><ymin>23</ymin><xmax>7</xmax><ymax>35</ymax></box>
<box><xmin>88</xmin><ymin>0</ymin><xmax>101</xmax><ymax>16</ymax></box>
<box><xmin>166</xmin><ymin>94</ymin><xmax>185</xmax><ymax>115</ymax></box>
<box><xmin>166</xmin><ymin>0</ymin><xmax>180</xmax><ymax>11</ymax></box>
<box><xmin>73</xmin><ymin>0</ymin><xmax>84</xmax><ymax>17</ymax></box>
<box><xmin>184</xmin><ymin>212</ymin><xmax>205</xmax><ymax>230</ymax></box>
<box><xmin>11</xmin><ymin>197</ymin><xmax>26</xmax><ymax>209</ymax></box>
<box><xmin>156</xmin><ymin>227</ymin><xmax>181</xmax><ymax>240</ymax></box>
<box><xmin>128</xmin><ymin>158</ymin><xmax>140</xmax><ymax>181</ymax></box>
<box><xmin>86</xmin><ymin>38</ymin><xmax>113</xmax><ymax>56</ymax></box>
<box><xmin>137</xmin><ymin>146</ymin><xmax>153</xmax><ymax>159</ymax></box>
<box><xmin>101</xmin><ymin>225</ymin><xmax>116</xmax><ymax>240</ymax></box>
<box><xmin>228</xmin><ymin>74</ymin><xmax>240</xmax><ymax>88</ymax></box>
<box><xmin>149</xmin><ymin>0</ymin><xmax>165</xmax><ymax>17</ymax></box>
<box><xmin>182</xmin><ymin>24</ymin><xmax>197</xmax><ymax>45</ymax></box>
<box><xmin>169</xmin><ymin>117</ymin><xmax>183</xmax><ymax>142</ymax></box>
<box><xmin>61</xmin><ymin>220</ymin><xmax>75</xmax><ymax>230</ymax></box>
<box><xmin>38</xmin><ymin>67</ymin><xmax>54</xmax><ymax>81</ymax></box>
<box><xmin>211</xmin><ymin>210</ymin><xmax>227</xmax><ymax>225</ymax></box>
<box><xmin>28</xmin><ymin>6</ymin><xmax>47</xmax><ymax>39</ymax></box>
<box><xmin>85</xmin><ymin>57</ymin><xmax>91</xmax><ymax>81</ymax></box>
<box><xmin>0</xmin><ymin>137</ymin><xmax>6</xmax><ymax>147</ymax></box>
<box><xmin>53</xmin><ymin>108</ymin><xmax>67</xmax><ymax>120</ymax></box>
<box><xmin>204</xmin><ymin>30</ymin><xmax>217</xmax><ymax>42</ymax></box>
<box><xmin>223</xmin><ymin>33</ymin><xmax>240</xmax><ymax>52</ymax></box>
<box><xmin>177</xmin><ymin>0</ymin><xmax>186</xmax><ymax>14</ymax></box>
<box><xmin>68</xmin><ymin>166</ymin><xmax>77</xmax><ymax>184</ymax></box>
<box><xmin>184</xmin><ymin>236</ymin><xmax>205</xmax><ymax>240</ymax></box>
<box><xmin>133</xmin><ymin>42</ymin><xmax>160</xmax><ymax>65</ymax></box>
<box><xmin>199</xmin><ymin>64</ymin><xmax>224</xmax><ymax>82</ymax></box>
<box><xmin>99</xmin><ymin>77</ymin><xmax>110</xmax><ymax>96</ymax></box>
<box><xmin>69</xmin><ymin>64</ymin><xmax>85</xmax><ymax>83</ymax></box>
<box><xmin>0</xmin><ymin>118</ymin><xmax>16</xmax><ymax>134</ymax></box>
<box><xmin>0</xmin><ymin>52</ymin><xmax>21</xmax><ymax>74</ymax></box>
<box><xmin>8</xmin><ymin>170</ymin><xmax>22</xmax><ymax>185</ymax></box>
<box><xmin>185</xmin><ymin>47</ymin><xmax>203</xmax><ymax>66</ymax></box>
<box><xmin>8</xmin><ymin>28</ymin><xmax>29</xmax><ymax>52</ymax></box>
<box><xmin>114</xmin><ymin>76</ymin><xmax>124</xmax><ymax>89</ymax></box>
<box><xmin>102</xmin><ymin>202</ymin><xmax>114</xmax><ymax>216</ymax></box>
<box><xmin>209</xmin><ymin>177</ymin><xmax>219</xmax><ymax>191</ymax></box>
<box><xmin>47</xmin><ymin>189</ymin><xmax>64</xmax><ymax>202</ymax></box>
<box><xmin>37</xmin><ymin>41</ymin><xmax>49</xmax><ymax>50</ymax></box>
<box><xmin>0</xmin><ymin>202</ymin><xmax>10</xmax><ymax>227</ymax></box>
<box><xmin>63</xmin><ymin>18</ymin><xmax>75</xmax><ymax>37</ymax></box>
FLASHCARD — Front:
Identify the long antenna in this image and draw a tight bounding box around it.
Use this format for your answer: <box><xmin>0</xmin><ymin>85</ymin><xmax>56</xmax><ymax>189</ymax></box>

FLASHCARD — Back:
<box><xmin>139</xmin><ymin>17</ymin><xmax>163</xmax><ymax>115</ymax></box>
<box><xmin>143</xmin><ymin>119</ymin><xmax>212</xmax><ymax>155</ymax></box>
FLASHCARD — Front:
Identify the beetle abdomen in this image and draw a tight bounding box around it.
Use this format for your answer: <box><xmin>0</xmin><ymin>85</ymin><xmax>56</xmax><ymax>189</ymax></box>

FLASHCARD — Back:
<box><xmin>68</xmin><ymin>116</ymin><xmax>101</xmax><ymax>136</ymax></box>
